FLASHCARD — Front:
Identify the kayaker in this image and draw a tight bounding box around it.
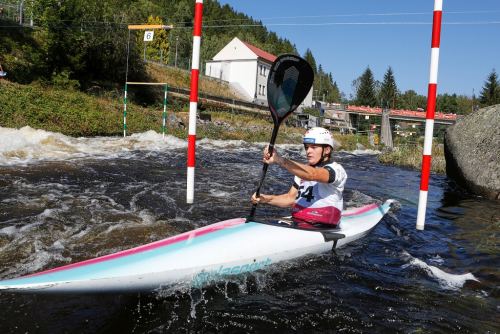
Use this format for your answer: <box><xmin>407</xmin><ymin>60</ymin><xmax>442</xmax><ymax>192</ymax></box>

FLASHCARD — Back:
<box><xmin>251</xmin><ymin>127</ymin><xmax>347</xmax><ymax>226</ymax></box>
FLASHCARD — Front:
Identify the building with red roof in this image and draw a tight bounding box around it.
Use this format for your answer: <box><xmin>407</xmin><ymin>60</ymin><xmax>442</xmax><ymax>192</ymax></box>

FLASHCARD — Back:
<box><xmin>205</xmin><ymin>37</ymin><xmax>312</xmax><ymax>110</ymax></box>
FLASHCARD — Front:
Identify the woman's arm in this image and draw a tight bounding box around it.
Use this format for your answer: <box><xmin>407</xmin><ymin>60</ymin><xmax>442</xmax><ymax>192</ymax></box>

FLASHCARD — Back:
<box><xmin>262</xmin><ymin>146</ymin><xmax>331</xmax><ymax>183</ymax></box>
<box><xmin>251</xmin><ymin>185</ymin><xmax>298</xmax><ymax>208</ymax></box>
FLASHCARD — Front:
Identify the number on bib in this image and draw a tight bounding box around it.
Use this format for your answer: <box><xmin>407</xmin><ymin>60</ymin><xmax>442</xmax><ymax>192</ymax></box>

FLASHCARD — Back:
<box><xmin>296</xmin><ymin>185</ymin><xmax>315</xmax><ymax>202</ymax></box>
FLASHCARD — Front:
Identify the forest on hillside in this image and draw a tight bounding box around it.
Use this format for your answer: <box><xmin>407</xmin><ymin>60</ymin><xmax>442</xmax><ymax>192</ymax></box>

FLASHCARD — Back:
<box><xmin>0</xmin><ymin>0</ymin><xmax>340</xmax><ymax>102</ymax></box>
<box><xmin>1</xmin><ymin>0</ymin><xmax>498</xmax><ymax>112</ymax></box>
<box><xmin>0</xmin><ymin>1</ymin><xmax>300</xmax><ymax>86</ymax></box>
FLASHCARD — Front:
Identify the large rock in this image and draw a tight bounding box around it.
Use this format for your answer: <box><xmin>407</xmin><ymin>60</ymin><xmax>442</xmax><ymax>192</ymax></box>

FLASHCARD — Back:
<box><xmin>444</xmin><ymin>104</ymin><xmax>500</xmax><ymax>201</ymax></box>
<box><xmin>167</xmin><ymin>113</ymin><xmax>184</xmax><ymax>128</ymax></box>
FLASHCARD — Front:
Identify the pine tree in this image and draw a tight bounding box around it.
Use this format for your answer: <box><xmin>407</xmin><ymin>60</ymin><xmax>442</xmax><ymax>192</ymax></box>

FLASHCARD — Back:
<box><xmin>281</xmin><ymin>39</ymin><xmax>297</xmax><ymax>55</ymax></box>
<box><xmin>331</xmin><ymin>81</ymin><xmax>340</xmax><ymax>103</ymax></box>
<box><xmin>357</xmin><ymin>66</ymin><xmax>377</xmax><ymax>107</ymax></box>
<box><xmin>480</xmin><ymin>69</ymin><xmax>500</xmax><ymax>106</ymax></box>
<box><xmin>380</xmin><ymin>66</ymin><xmax>397</xmax><ymax>109</ymax></box>
<box><xmin>317</xmin><ymin>64</ymin><xmax>324</xmax><ymax>96</ymax></box>
<box><xmin>303</xmin><ymin>48</ymin><xmax>317</xmax><ymax>75</ymax></box>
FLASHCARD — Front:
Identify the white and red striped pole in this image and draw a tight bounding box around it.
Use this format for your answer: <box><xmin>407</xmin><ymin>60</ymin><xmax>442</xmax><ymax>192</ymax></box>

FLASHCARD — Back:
<box><xmin>186</xmin><ymin>0</ymin><xmax>204</xmax><ymax>204</ymax></box>
<box><xmin>416</xmin><ymin>0</ymin><xmax>443</xmax><ymax>230</ymax></box>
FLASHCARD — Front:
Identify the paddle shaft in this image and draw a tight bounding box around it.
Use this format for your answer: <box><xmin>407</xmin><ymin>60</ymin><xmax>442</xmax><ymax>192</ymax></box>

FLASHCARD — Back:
<box><xmin>248</xmin><ymin>125</ymin><xmax>280</xmax><ymax>219</ymax></box>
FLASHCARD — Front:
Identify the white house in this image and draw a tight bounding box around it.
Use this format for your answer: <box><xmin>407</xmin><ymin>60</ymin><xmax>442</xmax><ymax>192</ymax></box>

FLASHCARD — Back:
<box><xmin>205</xmin><ymin>37</ymin><xmax>313</xmax><ymax>111</ymax></box>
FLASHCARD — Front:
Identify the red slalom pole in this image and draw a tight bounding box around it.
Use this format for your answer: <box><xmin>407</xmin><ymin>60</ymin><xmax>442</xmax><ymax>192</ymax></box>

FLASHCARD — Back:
<box><xmin>416</xmin><ymin>0</ymin><xmax>443</xmax><ymax>230</ymax></box>
<box><xmin>186</xmin><ymin>0</ymin><xmax>204</xmax><ymax>204</ymax></box>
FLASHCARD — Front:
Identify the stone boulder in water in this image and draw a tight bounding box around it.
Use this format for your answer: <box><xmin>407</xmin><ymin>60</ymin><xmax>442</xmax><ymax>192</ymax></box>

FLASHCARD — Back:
<box><xmin>444</xmin><ymin>104</ymin><xmax>500</xmax><ymax>201</ymax></box>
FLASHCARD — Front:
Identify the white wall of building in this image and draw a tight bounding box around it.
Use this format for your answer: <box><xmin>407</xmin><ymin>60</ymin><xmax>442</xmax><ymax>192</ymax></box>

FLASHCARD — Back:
<box><xmin>205</xmin><ymin>62</ymin><xmax>222</xmax><ymax>79</ymax></box>
<box><xmin>297</xmin><ymin>87</ymin><xmax>314</xmax><ymax>113</ymax></box>
<box><xmin>227</xmin><ymin>60</ymin><xmax>257</xmax><ymax>100</ymax></box>
<box><xmin>213</xmin><ymin>38</ymin><xmax>257</xmax><ymax>61</ymax></box>
<box><xmin>220</xmin><ymin>61</ymin><xmax>231</xmax><ymax>82</ymax></box>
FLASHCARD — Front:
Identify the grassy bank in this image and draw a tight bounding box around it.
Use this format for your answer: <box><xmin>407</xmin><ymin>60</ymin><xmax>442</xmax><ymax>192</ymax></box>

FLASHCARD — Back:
<box><xmin>334</xmin><ymin>133</ymin><xmax>369</xmax><ymax>151</ymax></box>
<box><xmin>1</xmin><ymin>80</ymin><xmax>158</xmax><ymax>137</ymax></box>
<box><xmin>378</xmin><ymin>141</ymin><xmax>446</xmax><ymax>174</ymax></box>
<box><xmin>0</xmin><ymin>80</ymin><xmax>304</xmax><ymax>144</ymax></box>
<box><xmin>1</xmin><ymin>79</ymin><xmax>373</xmax><ymax>148</ymax></box>
<box><xmin>145</xmin><ymin>64</ymin><xmax>238</xmax><ymax>99</ymax></box>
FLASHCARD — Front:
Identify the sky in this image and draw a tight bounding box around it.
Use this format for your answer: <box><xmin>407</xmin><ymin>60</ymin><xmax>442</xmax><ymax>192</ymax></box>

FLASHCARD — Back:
<box><xmin>213</xmin><ymin>0</ymin><xmax>500</xmax><ymax>99</ymax></box>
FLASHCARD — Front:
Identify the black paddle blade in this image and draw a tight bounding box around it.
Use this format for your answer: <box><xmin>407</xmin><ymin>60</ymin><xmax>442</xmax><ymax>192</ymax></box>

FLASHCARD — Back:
<box><xmin>267</xmin><ymin>54</ymin><xmax>314</xmax><ymax>123</ymax></box>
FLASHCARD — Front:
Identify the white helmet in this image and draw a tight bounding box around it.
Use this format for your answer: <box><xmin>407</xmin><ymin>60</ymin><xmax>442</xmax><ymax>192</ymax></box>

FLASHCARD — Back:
<box><xmin>303</xmin><ymin>127</ymin><xmax>334</xmax><ymax>149</ymax></box>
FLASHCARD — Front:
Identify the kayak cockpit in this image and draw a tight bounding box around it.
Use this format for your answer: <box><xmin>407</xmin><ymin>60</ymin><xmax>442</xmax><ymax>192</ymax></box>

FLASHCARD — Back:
<box><xmin>250</xmin><ymin>218</ymin><xmax>346</xmax><ymax>250</ymax></box>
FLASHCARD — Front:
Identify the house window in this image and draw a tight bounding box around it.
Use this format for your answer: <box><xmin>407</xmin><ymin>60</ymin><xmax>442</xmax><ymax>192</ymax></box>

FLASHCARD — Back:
<box><xmin>262</xmin><ymin>85</ymin><xmax>265</xmax><ymax>96</ymax></box>
<box><xmin>260</xmin><ymin>65</ymin><xmax>268</xmax><ymax>76</ymax></box>
<box><xmin>258</xmin><ymin>84</ymin><xmax>262</xmax><ymax>95</ymax></box>
<box><xmin>260</xmin><ymin>66</ymin><xmax>267</xmax><ymax>76</ymax></box>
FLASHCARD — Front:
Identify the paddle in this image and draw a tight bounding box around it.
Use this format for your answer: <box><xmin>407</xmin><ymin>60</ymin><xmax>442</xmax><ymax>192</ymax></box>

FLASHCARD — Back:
<box><xmin>247</xmin><ymin>54</ymin><xmax>314</xmax><ymax>221</ymax></box>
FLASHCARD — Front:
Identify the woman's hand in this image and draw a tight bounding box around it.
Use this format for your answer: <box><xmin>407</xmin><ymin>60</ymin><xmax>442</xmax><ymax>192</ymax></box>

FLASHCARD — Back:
<box><xmin>251</xmin><ymin>192</ymin><xmax>269</xmax><ymax>204</ymax></box>
<box><xmin>263</xmin><ymin>145</ymin><xmax>284</xmax><ymax>165</ymax></box>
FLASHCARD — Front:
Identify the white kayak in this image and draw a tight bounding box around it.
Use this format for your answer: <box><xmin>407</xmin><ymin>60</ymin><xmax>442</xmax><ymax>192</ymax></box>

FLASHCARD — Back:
<box><xmin>0</xmin><ymin>200</ymin><xmax>393</xmax><ymax>294</ymax></box>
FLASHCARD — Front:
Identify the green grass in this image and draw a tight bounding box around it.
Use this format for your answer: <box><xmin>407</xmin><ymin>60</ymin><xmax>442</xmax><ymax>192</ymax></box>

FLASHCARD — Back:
<box><xmin>378</xmin><ymin>141</ymin><xmax>446</xmax><ymax>174</ymax></box>
<box><xmin>0</xmin><ymin>80</ymin><xmax>161</xmax><ymax>137</ymax></box>
<box><xmin>333</xmin><ymin>133</ymin><xmax>370</xmax><ymax>151</ymax></box>
<box><xmin>0</xmin><ymin>81</ymin><xmax>303</xmax><ymax>144</ymax></box>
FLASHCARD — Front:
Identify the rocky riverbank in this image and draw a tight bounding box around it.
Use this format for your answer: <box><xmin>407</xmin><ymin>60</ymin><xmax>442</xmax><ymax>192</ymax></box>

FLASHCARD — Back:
<box><xmin>444</xmin><ymin>104</ymin><xmax>500</xmax><ymax>201</ymax></box>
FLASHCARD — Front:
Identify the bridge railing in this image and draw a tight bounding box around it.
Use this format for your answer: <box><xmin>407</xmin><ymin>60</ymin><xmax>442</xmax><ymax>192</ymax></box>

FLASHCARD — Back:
<box><xmin>347</xmin><ymin>106</ymin><xmax>457</xmax><ymax>120</ymax></box>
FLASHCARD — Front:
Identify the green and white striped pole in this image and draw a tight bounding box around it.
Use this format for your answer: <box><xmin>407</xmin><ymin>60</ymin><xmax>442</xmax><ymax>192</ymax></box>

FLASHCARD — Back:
<box><xmin>163</xmin><ymin>85</ymin><xmax>168</xmax><ymax>138</ymax></box>
<box><xmin>123</xmin><ymin>84</ymin><xmax>127</xmax><ymax>137</ymax></box>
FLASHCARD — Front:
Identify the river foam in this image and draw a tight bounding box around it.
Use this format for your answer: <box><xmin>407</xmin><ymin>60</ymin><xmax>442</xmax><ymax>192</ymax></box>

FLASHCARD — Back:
<box><xmin>0</xmin><ymin>126</ymin><xmax>188</xmax><ymax>165</ymax></box>
<box><xmin>402</xmin><ymin>251</ymin><xmax>479</xmax><ymax>290</ymax></box>
<box><xmin>0</xmin><ymin>127</ymin><xmax>270</xmax><ymax>166</ymax></box>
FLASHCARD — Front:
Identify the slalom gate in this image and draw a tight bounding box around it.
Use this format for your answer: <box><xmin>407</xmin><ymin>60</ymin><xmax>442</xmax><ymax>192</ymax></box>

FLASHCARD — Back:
<box><xmin>123</xmin><ymin>83</ymin><xmax>169</xmax><ymax>138</ymax></box>
<box><xmin>123</xmin><ymin>24</ymin><xmax>173</xmax><ymax>138</ymax></box>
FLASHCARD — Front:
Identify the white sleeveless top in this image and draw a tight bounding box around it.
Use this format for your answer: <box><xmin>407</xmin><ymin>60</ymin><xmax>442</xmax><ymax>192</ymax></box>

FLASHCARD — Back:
<box><xmin>291</xmin><ymin>161</ymin><xmax>347</xmax><ymax>225</ymax></box>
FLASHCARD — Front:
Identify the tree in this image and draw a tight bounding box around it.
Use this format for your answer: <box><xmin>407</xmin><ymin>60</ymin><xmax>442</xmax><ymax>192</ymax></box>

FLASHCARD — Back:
<box><xmin>313</xmin><ymin>65</ymin><xmax>335</xmax><ymax>102</ymax></box>
<box><xmin>357</xmin><ymin>66</ymin><xmax>377</xmax><ymax>107</ymax></box>
<box><xmin>281</xmin><ymin>39</ymin><xmax>297</xmax><ymax>55</ymax></box>
<box><xmin>373</xmin><ymin>80</ymin><xmax>382</xmax><ymax>104</ymax></box>
<box><xmin>137</xmin><ymin>16</ymin><xmax>170</xmax><ymax>64</ymax></box>
<box><xmin>331</xmin><ymin>81</ymin><xmax>340</xmax><ymax>103</ymax></box>
<box><xmin>393</xmin><ymin>90</ymin><xmax>427</xmax><ymax>110</ymax></box>
<box><xmin>436</xmin><ymin>93</ymin><xmax>459</xmax><ymax>113</ymax></box>
<box><xmin>32</xmin><ymin>0</ymin><xmax>85</xmax><ymax>80</ymax></box>
<box><xmin>303</xmin><ymin>48</ymin><xmax>317</xmax><ymax>75</ymax></box>
<box><xmin>456</xmin><ymin>94</ymin><xmax>472</xmax><ymax>115</ymax></box>
<box><xmin>479</xmin><ymin>68</ymin><xmax>500</xmax><ymax>106</ymax></box>
<box><xmin>379</xmin><ymin>66</ymin><xmax>397</xmax><ymax>109</ymax></box>
<box><xmin>350</xmin><ymin>76</ymin><xmax>361</xmax><ymax>103</ymax></box>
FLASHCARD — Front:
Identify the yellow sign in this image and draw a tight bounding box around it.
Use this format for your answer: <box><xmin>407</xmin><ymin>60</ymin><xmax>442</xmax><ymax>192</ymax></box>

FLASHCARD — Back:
<box><xmin>128</xmin><ymin>24</ymin><xmax>174</xmax><ymax>30</ymax></box>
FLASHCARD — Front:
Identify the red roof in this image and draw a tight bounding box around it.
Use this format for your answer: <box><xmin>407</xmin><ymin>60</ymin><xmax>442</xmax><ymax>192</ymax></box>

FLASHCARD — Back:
<box><xmin>239</xmin><ymin>38</ymin><xmax>277</xmax><ymax>63</ymax></box>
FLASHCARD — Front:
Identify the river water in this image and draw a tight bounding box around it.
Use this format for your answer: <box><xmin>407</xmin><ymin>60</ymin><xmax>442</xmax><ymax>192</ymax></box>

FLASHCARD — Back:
<box><xmin>0</xmin><ymin>126</ymin><xmax>499</xmax><ymax>333</ymax></box>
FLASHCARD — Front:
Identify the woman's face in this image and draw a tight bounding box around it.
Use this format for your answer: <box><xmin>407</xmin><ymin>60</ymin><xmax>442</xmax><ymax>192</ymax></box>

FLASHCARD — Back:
<box><xmin>304</xmin><ymin>144</ymin><xmax>330</xmax><ymax>165</ymax></box>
